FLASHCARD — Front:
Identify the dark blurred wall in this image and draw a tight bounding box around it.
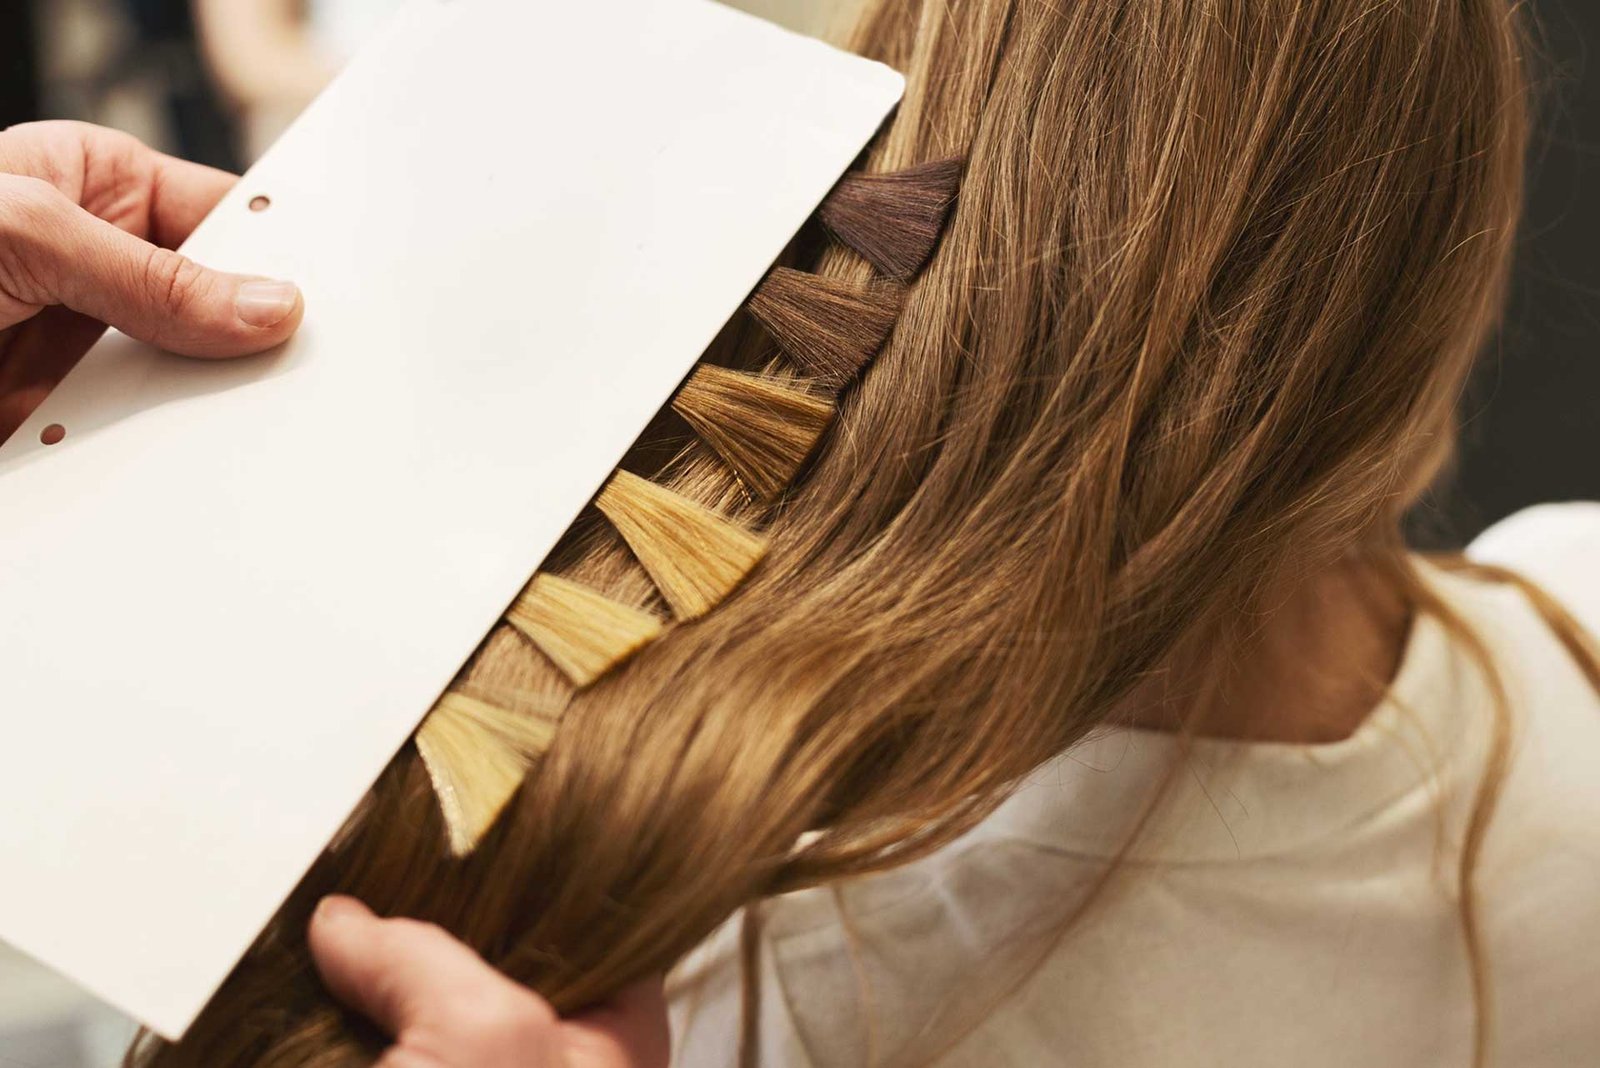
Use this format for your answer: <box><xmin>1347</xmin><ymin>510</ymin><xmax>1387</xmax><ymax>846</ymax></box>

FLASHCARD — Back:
<box><xmin>1430</xmin><ymin>0</ymin><xmax>1600</xmax><ymax>541</ymax></box>
<box><xmin>122</xmin><ymin>0</ymin><xmax>242</xmax><ymax>169</ymax></box>
<box><xmin>0</xmin><ymin>0</ymin><xmax>238</xmax><ymax>170</ymax></box>
<box><xmin>0</xmin><ymin>2</ymin><xmax>40</xmax><ymax>129</ymax></box>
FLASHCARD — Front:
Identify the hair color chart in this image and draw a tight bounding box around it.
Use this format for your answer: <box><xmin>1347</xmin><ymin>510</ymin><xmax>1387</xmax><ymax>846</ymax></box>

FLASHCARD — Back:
<box><xmin>0</xmin><ymin>0</ymin><xmax>902</xmax><ymax>1039</ymax></box>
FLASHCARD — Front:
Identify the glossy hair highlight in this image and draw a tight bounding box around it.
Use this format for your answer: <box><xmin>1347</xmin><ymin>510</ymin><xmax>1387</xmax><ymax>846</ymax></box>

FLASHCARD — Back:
<box><xmin>132</xmin><ymin>0</ymin><xmax>1539</xmax><ymax>1064</ymax></box>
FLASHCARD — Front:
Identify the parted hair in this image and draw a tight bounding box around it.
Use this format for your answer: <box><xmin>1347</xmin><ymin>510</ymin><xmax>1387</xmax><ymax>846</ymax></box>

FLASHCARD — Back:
<box><xmin>132</xmin><ymin>0</ymin><xmax>1549</xmax><ymax>1065</ymax></box>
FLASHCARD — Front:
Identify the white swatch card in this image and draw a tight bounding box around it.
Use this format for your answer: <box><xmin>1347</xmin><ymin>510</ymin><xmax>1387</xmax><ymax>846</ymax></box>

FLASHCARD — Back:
<box><xmin>0</xmin><ymin>0</ymin><xmax>902</xmax><ymax>1038</ymax></box>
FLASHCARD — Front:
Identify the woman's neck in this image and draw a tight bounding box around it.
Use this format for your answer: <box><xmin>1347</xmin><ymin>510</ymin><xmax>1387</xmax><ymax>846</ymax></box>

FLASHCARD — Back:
<box><xmin>1125</xmin><ymin>559</ymin><xmax>1413</xmax><ymax>744</ymax></box>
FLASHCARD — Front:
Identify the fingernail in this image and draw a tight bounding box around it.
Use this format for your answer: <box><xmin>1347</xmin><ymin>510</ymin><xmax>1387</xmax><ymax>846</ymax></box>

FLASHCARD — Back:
<box><xmin>236</xmin><ymin>280</ymin><xmax>301</xmax><ymax>328</ymax></box>
<box><xmin>314</xmin><ymin>896</ymin><xmax>367</xmax><ymax>927</ymax></box>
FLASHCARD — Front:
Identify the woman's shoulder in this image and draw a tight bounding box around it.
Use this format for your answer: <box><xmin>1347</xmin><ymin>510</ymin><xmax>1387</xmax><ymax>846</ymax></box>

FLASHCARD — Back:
<box><xmin>1467</xmin><ymin>501</ymin><xmax>1600</xmax><ymax>627</ymax></box>
<box><xmin>1469</xmin><ymin>501</ymin><xmax>1600</xmax><ymax>560</ymax></box>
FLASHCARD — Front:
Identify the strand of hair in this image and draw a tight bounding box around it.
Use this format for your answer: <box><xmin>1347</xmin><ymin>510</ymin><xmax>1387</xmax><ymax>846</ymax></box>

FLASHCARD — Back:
<box><xmin>819</xmin><ymin>157</ymin><xmax>964</xmax><ymax>281</ymax></box>
<box><xmin>673</xmin><ymin>365</ymin><xmax>837</xmax><ymax>501</ymax></box>
<box><xmin>596</xmin><ymin>469</ymin><xmax>768</xmax><ymax>620</ymax></box>
<box><xmin>747</xmin><ymin>267</ymin><xmax>904</xmax><ymax>386</ymax></box>
<box><xmin>507</xmin><ymin>574</ymin><xmax>665</xmax><ymax>687</ymax></box>
<box><xmin>414</xmin><ymin>692</ymin><xmax>560</xmax><ymax>855</ymax></box>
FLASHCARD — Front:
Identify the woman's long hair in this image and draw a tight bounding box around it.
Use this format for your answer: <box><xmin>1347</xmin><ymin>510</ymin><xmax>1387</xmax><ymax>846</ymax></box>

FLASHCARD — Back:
<box><xmin>133</xmin><ymin>0</ymin><xmax>1541</xmax><ymax>1064</ymax></box>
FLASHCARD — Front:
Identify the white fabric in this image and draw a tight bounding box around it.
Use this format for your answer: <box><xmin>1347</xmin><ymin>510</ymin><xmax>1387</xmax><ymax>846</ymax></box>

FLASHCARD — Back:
<box><xmin>669</xmin><ymin>503</ymin><xmax>1600</xmax><ymax>1067</ymax></box>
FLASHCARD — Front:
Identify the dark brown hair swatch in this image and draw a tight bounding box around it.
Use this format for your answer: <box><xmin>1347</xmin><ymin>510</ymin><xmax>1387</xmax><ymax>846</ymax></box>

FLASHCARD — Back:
<box><xmin>819</xmin><ymin>157</ymin><xmax>964</xmax><ymax>280</ymax></box>
<box><xmin>747</xmin><ymin>267</ymin><xmax>904</xmax><ymax>384</ymax></box>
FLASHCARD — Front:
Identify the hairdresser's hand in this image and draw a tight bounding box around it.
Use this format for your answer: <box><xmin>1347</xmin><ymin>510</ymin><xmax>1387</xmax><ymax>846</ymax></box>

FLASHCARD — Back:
<box><xmin>0</xmin><ymin>120</ymin><xmax>304</xmax><ymax>440</ymax></box>
<box><xmin>310</xmin><ymin>897</ymin><xmax>671</xmax><ymax>1068</ymax></box>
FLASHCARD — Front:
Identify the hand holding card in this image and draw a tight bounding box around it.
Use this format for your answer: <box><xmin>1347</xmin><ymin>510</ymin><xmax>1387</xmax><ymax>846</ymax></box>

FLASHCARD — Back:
<box><xmin>0</xmin><ymin>0</ymin><xmax>902</xmax><ymax>1038</ymax></box>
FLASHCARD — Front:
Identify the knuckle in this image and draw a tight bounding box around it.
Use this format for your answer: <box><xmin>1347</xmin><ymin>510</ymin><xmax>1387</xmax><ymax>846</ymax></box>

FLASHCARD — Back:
<box><xmin>142</xmin><ymin>247</ymin><xmax>209</xmax><ymax>318</ymax></box>
<box><xmin>6</xmin><ymin>119</ymin><xmax>94</xmax><ymax>145</ymax></box>
<box><xmin>7</xmin><ymin>120</ymin><xmax>145</xmax><ymax>169</ymax></box>
<box><xmin>68</xmin><ymin>119</ymin><xmax>144</xmax><ymax>154</ymax></box>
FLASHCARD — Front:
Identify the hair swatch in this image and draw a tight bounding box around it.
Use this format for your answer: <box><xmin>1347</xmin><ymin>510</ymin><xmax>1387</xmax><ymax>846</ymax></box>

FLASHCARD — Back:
<box><xmin>672</xmin><ymin>365</ymin><xmax>836</xmax><ymax>501</ymax></box>
<box><xmin>413</xmin><ymin>693</ymin><xmax>559</xmax><ymax>855</ymax></box>
<box><xmin>596</xmin><ymin>469</ymin><xmax>769</xmax><ymax>621</ymax></box>
<box><xmin>507</xmin><ymin>574</ymin><xmax>666</xmax><ymax>687</ymax></box>
<box><xmin>747</xmin><ymin>268</ymin><xmax>904</xmax><ymax>384</ymax></box>
<box><xmin>819</xmin><ymin>157</ymin><xmax>964</xmax><ymax>280</ymax></box>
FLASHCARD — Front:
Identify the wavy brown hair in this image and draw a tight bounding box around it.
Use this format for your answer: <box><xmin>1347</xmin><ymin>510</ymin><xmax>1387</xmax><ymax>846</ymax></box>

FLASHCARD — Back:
<box><xmin>133</xmin><ymin>0</ymin><xmax>1546</xmax><ymax>1064</ymax></box>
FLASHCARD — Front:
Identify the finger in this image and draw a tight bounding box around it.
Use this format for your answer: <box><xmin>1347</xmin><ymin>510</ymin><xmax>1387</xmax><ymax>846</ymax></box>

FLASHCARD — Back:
<box><xmin>308</xmin><ymin>897</ymin><xmax>554</xmax><ymax>1041</ymax></box>
<box><xmin>146</xmin><ymin>153</ymin><xmax>237</xmax><ymax>249</ymax></box>
<box><xmin>561</xmin><ymin>979</ymin><xmax>672</xmax><ymax>1068</ymax></box>
<box><xmin>309</xmin><ymin>897</ymin><xmax>468</xmax><ymax>1037</ymax></box>
<box><xmin>2</xmin><ymin>177</ymin><xmax>303</xmax><ymax>358</ymax></box>
<box><xmin>0</xmin><ymin>121</ymin><xmax>235</xmax><ymax>248</ymax></box>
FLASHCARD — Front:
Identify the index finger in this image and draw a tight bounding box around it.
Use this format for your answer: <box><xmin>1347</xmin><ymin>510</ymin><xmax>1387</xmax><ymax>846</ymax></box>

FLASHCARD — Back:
<box><xmin>0</xmin><ymin>121</ymin><xmax>236</xmax><ymax>249</ymax></box>
<box><xmin>147</xmin><ymin>153</ymin><xmax>238</xmax><ymax>249</ymax></box>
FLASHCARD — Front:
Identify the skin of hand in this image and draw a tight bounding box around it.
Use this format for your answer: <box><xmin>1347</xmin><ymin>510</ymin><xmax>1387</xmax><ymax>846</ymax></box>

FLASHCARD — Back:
<box><xmin>309</xmin><ymin>897</ymin><xmax>671</xmax><ymax>1068</ymax></box>
<box><xmin>0</xmin><ymin>120</ymin><xmax>304</xmax><ymax>440</ymax></box>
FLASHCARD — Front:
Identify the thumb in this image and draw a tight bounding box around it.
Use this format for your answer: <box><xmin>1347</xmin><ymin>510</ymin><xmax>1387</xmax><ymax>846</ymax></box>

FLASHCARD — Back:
<box><xmin>14</xmin><ymin>178</ymin><xmax>303</xmax><ymax>358</ymax></box>
<box><xmin>308</xmin><ymin>896</ymin><xmax>559</xmax><ymax>1042</ymax></box>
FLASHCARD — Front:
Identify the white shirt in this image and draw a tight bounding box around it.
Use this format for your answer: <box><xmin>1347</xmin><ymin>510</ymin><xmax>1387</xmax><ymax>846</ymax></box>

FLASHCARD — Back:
<box><xmin>670</xmin><ymin>503</ymin><xmax>1600</xmax><ymax>1067</ymax></box>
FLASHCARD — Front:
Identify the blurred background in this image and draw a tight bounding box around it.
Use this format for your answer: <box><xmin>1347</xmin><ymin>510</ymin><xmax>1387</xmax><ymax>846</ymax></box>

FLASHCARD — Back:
<box><xmin>0</xmin><ymin>0</ymin><xmax>1593</xmax><ymax>1064</ymax></box>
